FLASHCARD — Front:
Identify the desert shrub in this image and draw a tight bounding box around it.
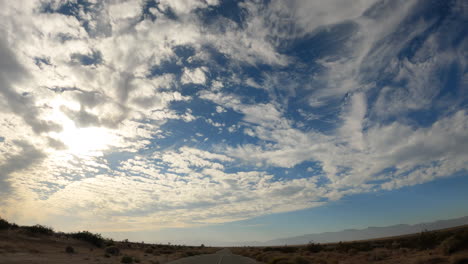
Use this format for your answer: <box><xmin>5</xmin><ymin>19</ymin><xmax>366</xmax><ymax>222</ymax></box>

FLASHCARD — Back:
<box><xmin>451</xmin><ymin>256</ymin><xmax>468</xmax><ymax>264</ymax></box>
<box><xmin>305</xmin><ymin>243</ymin><xmax>324</xmax><ymax>253</ymax></box>
<box><xmin>23</xmin><ymin>224</ymin><xmax>54</xmax><ymax>235</ymax></box>
<box><xmin>65</xmin><ymin>246</ymin><xmax>75</xmax><ymax>253</ymax></box>
<box><xmin>336</xmin><ymin>242</ymin><xmax>353</xmax><ymax>252</ymax></box>
<box><xmin>442</xmin><ymin>236</ymin><xmax>463</xmax><ymax>255</ymax></box>
<box><xmin>105</xmin><ymin>246</ymin><xmax>120</xmax><ymax>256</ymax></box>
<box><xmin>269</xmin><ymin>256</ymin><xmax>293</xmax><ymax>264</ymax></box>
<box><xmin>413</xmin><ymin>256</ymin><xmax>447</xmax><ymax>264</ymax></box>
<box><xmin>293</xmin><ymin>256</ymin><xmax>311</xmax><ymax>264</ymax></box>
<box><xmin>182</xmin><ymin>251</ymin><xmax>198</xmax><ymax>257</ymax></box>
<box><xmin>0</xmin><ymin>218</ymin><xmax>11</xmax><ymax>230</ymax></box>
<box><xmin>417</xmin><ymin>230</ymin><xmax>441</xmax><ymax>250</ymax></box>
<box><xmin>255</xmin><ymin>252</ymin><xmax>269</xmax><ymax>262</ymax></box>
<box><xmin>69</xmin><ymin>231</ymin><xmax>104</xmax><ymax>247</ymax></box>
<box><xmin>145</xmin><ymin>247</ymin><xmax>154</xmax><ymax>254</ymax></box>
<box><xmin>368</xmin><ymin>248</ymin><xmax>390</xmax><ymax>261</ymax></box>
<box><xmin>276</xmin><ymin>246</ymin><xmax>298</xmax><ymax>253</ymax></box>
<box><xmin>29</xmin><ymin>249</ymin><xmax>40</xmax><ymax>254</ymax></box>
<box><xmin>441</xmin><ymin>232</ymin><xmax>468</xmax><ymax>255</ymax></box>
<box><xmin>105</xmin><ymin>239</ymin><xmax>115</xmax><ymax>247</ymax></box>
<box><xmin>390</xmin><ymin>241</ymin><xmax>401</xmax><ymax>249</ymax></box>
<box><xmin>310</xmin><ymin>257</ymin><xmax>329</xmax><ymax>264</ymax></box>
<box><xmin>121</xmin><ymin>255</ymin><xmax>133</xmax><ymax>263</ymax></box>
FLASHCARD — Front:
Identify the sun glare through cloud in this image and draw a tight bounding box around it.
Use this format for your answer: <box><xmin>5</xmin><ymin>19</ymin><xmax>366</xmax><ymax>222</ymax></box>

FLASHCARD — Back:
<box><xmin>45</xmin><ymin>98</ymin><xmax>116</xmax><ymax>157</ymax></box>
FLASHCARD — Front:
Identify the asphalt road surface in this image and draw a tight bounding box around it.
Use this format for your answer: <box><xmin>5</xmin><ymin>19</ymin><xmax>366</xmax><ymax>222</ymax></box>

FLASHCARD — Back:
<box><xmin>167</xmin><ymin>249</ymin><xmax>257</xmax><ymax>264</ymax></box>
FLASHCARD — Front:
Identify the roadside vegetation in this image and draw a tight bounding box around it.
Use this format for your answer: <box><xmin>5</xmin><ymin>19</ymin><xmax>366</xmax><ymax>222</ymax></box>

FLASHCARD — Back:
<box><xmin>0</xmin><ymin>217</ymin><xmax>217</xmax><ymax>263</ymax></box>
<box><xmin>231</xmin><ymin>226</ymin><xmax>468</xmax><ymax>264</ymax></box>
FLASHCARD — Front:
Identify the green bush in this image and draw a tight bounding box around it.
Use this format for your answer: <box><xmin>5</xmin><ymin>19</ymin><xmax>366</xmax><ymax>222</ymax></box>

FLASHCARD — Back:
<box><xmin>68</xmin><ymin>231</ymin><xmax>105</xmax><ymax>247</ymax></box>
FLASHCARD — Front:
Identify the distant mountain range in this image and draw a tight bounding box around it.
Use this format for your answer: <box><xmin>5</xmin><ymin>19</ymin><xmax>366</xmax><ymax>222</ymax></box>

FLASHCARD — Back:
<box><xmin>254</xmin><ymin>216</ymin><xmax>468</xmax><ymax>246</ymax></box>
<box><xmin>198</xmin><ymin>216</ymin><xmax>468</xmax><ymax>246</ymax></box>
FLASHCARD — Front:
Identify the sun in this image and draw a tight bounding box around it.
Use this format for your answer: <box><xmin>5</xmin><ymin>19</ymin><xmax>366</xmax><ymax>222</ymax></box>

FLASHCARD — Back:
<box><xmin>57</xmin><ymin>124</ymin><xmax>115</xmax><ymax>156</ymax></box>
<box><xmin>46</xmin><ymin>98</ymin><xmax>116</xmax><ymax>157</ymax></box>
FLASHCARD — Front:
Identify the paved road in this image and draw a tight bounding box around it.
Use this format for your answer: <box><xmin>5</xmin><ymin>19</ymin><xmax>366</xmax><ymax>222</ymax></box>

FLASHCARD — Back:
<box><xmin>167</xmin><ymin>249</ymin><xmax>257</xmax><ymax>264</ymax></box>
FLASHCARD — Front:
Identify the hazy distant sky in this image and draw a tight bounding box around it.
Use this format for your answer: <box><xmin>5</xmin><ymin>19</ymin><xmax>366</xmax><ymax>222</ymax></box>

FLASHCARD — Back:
<box><xmin>0</xmin><ymin>0</ymin><xmax>467</xmax><ymax>245</ymax></box>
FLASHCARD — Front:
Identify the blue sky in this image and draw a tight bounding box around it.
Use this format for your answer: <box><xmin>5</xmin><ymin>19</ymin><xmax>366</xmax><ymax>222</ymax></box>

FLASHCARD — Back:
<box><xmin>0</xmin><ymin>0</ymin><xmax>467</xmax><ymax>245</ymax></box>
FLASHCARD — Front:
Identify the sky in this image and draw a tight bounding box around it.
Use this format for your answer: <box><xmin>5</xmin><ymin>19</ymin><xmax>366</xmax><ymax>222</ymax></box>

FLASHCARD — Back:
<box><xmin>0</xmin><ymin>0</ymin><xmax>467</xmax><ymax>245</ymax></box>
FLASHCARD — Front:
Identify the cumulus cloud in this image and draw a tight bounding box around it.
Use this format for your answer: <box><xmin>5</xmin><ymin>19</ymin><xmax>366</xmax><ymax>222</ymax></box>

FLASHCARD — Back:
<box><xmin>181</xmin><ymin>67</ymin><xmax>207</xmax><ymax>85</ymax></box>
<box><xmin>0</xmin><ymin>0</ymin><xmax>466</xmax><ymax>238</ymax></box>
<box><xmin>0</xmin><ymin>36</ymin><xmax>61</xmax><ymax>134</ymax></box>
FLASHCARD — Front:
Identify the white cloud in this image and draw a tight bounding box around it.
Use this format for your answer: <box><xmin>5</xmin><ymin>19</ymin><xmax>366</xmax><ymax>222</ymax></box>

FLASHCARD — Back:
<box><xmin>0</xmin><ymin>0</ymin><xmax>466</xmax><ymax>239</ymax></box>
<box><xmin>158</xmin><ymin>0</ymin><xmax>220</xmax><ymax>15</ymax></box>
<box><xmin>215</xmin><ymin>105</ymin><xmax>226</xmax><ymax>113</ymax></box>
<box><xmin>108</xmin><ymin>0</ymin><xmax>143</xmax><ymax>20</ymax></box>
<box><xmin>339</xmin><ymin>92</ymin><xmax>367</xmax><ymax>150</ymax></box>
<box><xmin>181</xmin><ymin>67</ymin><xmax>207</xmax><ymax>85</ymax></box>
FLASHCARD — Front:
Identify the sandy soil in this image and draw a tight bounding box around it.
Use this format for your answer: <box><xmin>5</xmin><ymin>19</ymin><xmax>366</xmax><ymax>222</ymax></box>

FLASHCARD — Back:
<box><xmin>0</xmin><ymin>229</ymin><xmax>207</xmax><ymax>264</ymax></box>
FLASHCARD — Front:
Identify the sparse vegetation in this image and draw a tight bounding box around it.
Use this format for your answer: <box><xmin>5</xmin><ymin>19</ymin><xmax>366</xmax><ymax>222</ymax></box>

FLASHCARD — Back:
<box><xmin>121</xmin><ymin>255</ymin><xmax>133</xmax><ymax>263</ymax></box>
<box><xmin>106</xmin><ymin>245</ymin><xmax>120</xmax><ymax>255</ymax></box>
<box><xmin>65</xmin><ymin>245</ymin><xmax>75</xmax><ymax>253</ymax></box>
<box><xmin>305</xmin><ymin>242</ymin><xmax>324</xmax><ymax>253</ymax></box>
<box><xmin>0</xmin><ymin>218</ymin><xmax>11</xmax><ymax>230</ymax></box>
<box><xmin>441</xmin><ymin>231</ymin><xmax>468</xmax><ymax>255</ymax></box>
<box><xmin>22</xmin><ymin>224</ymin><xmax>54</xmax><ymax>235</ymax></box>
<box><xmin>231</xmin><ymin>225</ymin><xmax>468</xmax><ymax>264</ymax></box>
<box><xmin>451</xmin><ymin>256</ymin><xmax>468</xmax><ymax>264</ymax></box>
<box><xmin>0</xmin><ymin>216</ymin><xmax>467</xmax><ymax>264</ymax></box>
<box><xmin>68</xmin><ymin>231</ymin><xmax>105</xmax><ymax>247</ymax></box>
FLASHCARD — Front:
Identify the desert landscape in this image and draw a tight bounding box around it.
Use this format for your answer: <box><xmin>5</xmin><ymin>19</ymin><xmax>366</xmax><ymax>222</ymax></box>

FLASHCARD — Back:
<box><xmin>1</xmin><ymin>217</ymin><xmax>468</xmax><ymax>264</ymax></box>
<box><xmin>1</xmin><ymin>0</ymin><xmax>467</xmax><ymax>264</ymax></box>
<box><xmin>0</xmin><ymin>217</ymin><xmax>218</xmax><ymax>264</ymax></box>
